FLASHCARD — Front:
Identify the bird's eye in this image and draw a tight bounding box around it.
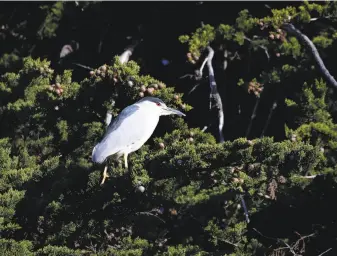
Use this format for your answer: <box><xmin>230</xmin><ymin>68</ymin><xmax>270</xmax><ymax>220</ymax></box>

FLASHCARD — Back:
<box><xmin>156</xmin><ymin>102</ymin><xmax>161</xmax><ymax>106</ymax></box>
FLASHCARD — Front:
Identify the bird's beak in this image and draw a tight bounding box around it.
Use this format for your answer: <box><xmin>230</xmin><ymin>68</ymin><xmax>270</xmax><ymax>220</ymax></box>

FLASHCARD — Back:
<box><xmin>164</xmin><ymin>106</ymin><xmax>186</xmax><ymax>116</ymax></box>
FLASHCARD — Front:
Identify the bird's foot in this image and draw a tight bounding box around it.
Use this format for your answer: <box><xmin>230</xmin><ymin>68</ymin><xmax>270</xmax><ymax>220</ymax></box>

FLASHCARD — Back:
<box><xmin>100</xmin><ymin>165</ymin><xmax>109</xmax><ymax>185</ymax></box>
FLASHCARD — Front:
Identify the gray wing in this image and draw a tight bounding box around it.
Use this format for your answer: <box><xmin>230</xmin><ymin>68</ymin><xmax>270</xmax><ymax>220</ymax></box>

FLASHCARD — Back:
<box><xmin>92</xmin><ymin>104</ymin><xmax>142</xmax><ymax>163</ymax></box>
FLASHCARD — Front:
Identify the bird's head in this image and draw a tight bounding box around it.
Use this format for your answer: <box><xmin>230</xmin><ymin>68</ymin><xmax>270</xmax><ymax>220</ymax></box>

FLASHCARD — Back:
<box><xmin>136</xmin><ymin>97</ymin><xmax>186</xmax><ymax>117</ymax></box>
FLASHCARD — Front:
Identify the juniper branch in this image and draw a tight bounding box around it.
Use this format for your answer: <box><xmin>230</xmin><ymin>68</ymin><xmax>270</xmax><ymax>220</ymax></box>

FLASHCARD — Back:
<box><xmin>282</xmin><ymin>23</ymin><xmax>337</xmax><ymax>89</ymax></box>
<box><xmin>244</xmin><ymin>36</ymin><xmax>270</xmax><ymax>61</ymax></box>
<box><xmin>206</xmin><ymin>46</ymin><xmax>225</xmax><ymax>142</ymax></box>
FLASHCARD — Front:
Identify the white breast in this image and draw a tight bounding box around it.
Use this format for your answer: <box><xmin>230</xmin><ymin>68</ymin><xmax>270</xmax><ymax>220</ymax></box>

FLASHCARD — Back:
<box><xmin>120</xmin><ymin>106</ymin><xmax>160</xmax><ymax>155</ymax></box>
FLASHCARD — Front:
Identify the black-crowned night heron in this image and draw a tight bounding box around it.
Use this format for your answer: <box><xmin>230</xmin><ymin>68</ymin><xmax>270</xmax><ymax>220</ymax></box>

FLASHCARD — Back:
<box><xmin>92</xmin><ymin>97</ymin><xmax>185</xmax><ymax>184</ymax></box>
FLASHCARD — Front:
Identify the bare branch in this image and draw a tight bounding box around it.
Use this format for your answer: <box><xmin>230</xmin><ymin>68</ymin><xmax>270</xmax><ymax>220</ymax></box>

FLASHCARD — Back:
<box><xmin>222</xmin><ymin>239</ymin><xmax>239</xmax><ymax>247</ymax></box>
<box><xmin>201</xmin><ymin>126</ymin><xmax>208</xmax><ymax>132</ymax></box>
<box><xmin>186</xmin><ymin>56</ymin><xmax>210</xmax><ymax>95</ymax></box>
<box><xmin>187</xmin><ymin>82</ymin><xmax>202</xmax><ymax>96</ymax></box>
<box><xmin>223</xmin><ymin>49</ymin><xmax>228</xmax><ymax>71</ymax></box>
<box><xmin>105</xmin><ymin>112</ymin><xmax>112</xmax><ymax>126</ymax></box>
<box><xmin>254</xmin><ymin>228</ymin><xmax>316</xmax><ymax>256</ymax></box>
<box><xmin>119</xmin><ymin>39</ymin><xmax>141</xmax><ymax>64</ymax></box>
<box><xmin>240</xmin><ymin>195</ymin><xmax>250</xmax><ymax>223</ymax></box>
<box><xmin>309</xmin><ymin>15</ymin><xmax>337</xmax><ymax>22</ymax></box>
<box><xmin>206</xmin><ymin>46</ymin><xmax>225</xmax><ymax>142</ymax></box>
<box><xmin>135</xmin><ymin>211</ymin><xmax>166</xmax><ymax>223</ymax></box>
<box><xmin>318</xmin><ymin>248</ymin><xmax>332</xmax><ymax>256</ymax></box>
<box><xmin>282</xmin><ymin>23</ymin><xmax>337</xmax><ymax>89</ymax></box>
<box><xmin>199</xmin><ymin>57</ymin><xmax>209</xmax><ymax>78</ymax></box>
<box><xmin>260</xmin><ymin>101</ymin><xmax>277</xmax><ymax>138</ymax></box>
<box><xmin>246</xmin><ymin>96</ymin><xmax>261</xmax><ymax>138</ymax></box>
<box><xmin>293</xmin><ymin>175</ymin><xmax>318</xmax><ymax>179</ymax></box>
<box><xmin>179</xmin><ymin>74</ymin><xmax>195</xmax><ymax>79</ymax></box>
<box><xmin>72</xmin><ymin>62</ymin><xmax>94</xmax><ymax>70</ymax></box>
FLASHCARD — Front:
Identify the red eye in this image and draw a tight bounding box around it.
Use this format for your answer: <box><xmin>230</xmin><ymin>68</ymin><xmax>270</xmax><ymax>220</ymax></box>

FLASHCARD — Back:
<box><xmin>156</xmin><ymin>102</ymin><xmax>161</xmax><ymax>106</ymax></box>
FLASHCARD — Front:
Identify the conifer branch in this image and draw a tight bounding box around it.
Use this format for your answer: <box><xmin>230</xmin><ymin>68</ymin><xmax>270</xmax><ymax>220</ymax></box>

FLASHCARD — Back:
<box><xmin>206</xmin><ymin>46</ymin><xmax>225</xmax><ymax>142</ymax></box>
<box><xmin>282</xmin><ymin>23</ymin><xmax>337</xmax><ymax>89</ymax></box>
<box><xmin>244</xmin><ymin>36</ymin><xmax>270</xmax><ymax>61</ymax></box>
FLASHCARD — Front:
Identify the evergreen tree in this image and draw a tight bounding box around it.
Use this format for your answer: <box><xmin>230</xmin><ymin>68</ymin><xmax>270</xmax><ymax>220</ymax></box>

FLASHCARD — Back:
<box><xmin>0</xmin><ymin>1</ymin><xmax>337</xmax><ymax>255</ymax></box>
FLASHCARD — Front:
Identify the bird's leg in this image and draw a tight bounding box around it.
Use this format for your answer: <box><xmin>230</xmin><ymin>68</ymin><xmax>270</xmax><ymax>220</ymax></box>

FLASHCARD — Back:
<box><xmin>100</xmin><ymin>165</ymin><xmax>110</xmax><ymax>185</ymax></box>
<box><xmin>124</xmin><ymin>153</ymin><xmax>128</xmax><ymax>169</ymax></box>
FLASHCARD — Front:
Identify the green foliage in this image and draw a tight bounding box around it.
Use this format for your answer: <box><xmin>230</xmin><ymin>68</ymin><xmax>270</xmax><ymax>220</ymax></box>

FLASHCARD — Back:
<box><xmin>160</xmin><ymin>244</ymin><xmax>206</xmax><ymax>256</ymax></box>
<box><xmin>35</xmin><ymin>245</ymin><xmax>84</xmax><ymax>256</ymax></box>
<box><xmin>0</xmin><ymin>52</ymin><xmax>20</xmax><ymax>68</ymax></box>
<box><xmin>105</xmin><ymin>237</ymin><xmax>151</xmax><ymax>256</ymax></box>
<box><xmin>313</xmin><ymin>33</ymin><xmax>333</xmax><ymax>49</ymax></box>
<box><xmin>236</xmin><ymin>10</ymin><xmax>258</xmax><ymax>32</ymax></box>
<box><xmin>280</xmin><ymin>37</ymin><xmax>302</xmax><ymax>58</ymax></box>
<box><xmin>1</xmin><ymin>1</ymin><xmax>337</xmax><ymax>255</ymax></box>
<box><xmin>0</xmin><ymin>239</ymin><xmax>33</xmax><ymax>256</ymax></box>
<box><xmin>179</xmin><ymin>24</ymin><xmax>215</xmax><ymax>56</ymax></box>
<box><xmin>37</xmin><ymin>2</ymin><xmax>65</xmax><ymax>39</ymax></box>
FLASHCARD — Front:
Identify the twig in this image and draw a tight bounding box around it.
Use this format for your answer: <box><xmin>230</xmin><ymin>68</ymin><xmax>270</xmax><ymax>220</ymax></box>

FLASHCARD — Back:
<box><xmin>244</xmin><ymin>36</ymin><xmax>270</xmax><ymax>61</ymax></box>
<box><xmin>223</xmin><ymin>49</ymin><xmax>228</xmax><ymax>71</ymax></box>
<box><xmin>199</xmin><ymin>57</ymin><xmax>209</xmax><ymax>78</ymax></box>
<box><xmin>293</xmin><ymin>175</ymin><xmax>318</xmax><ymax>179</ymax></box>
<box><xmin>230</xmin><ymin>51</ymin><xmax>240</xmax><ymax>61</ymax></box>
<box><xmin>246</xmin><ymin>96</ymin><xmax>261</xmax><ymax>138</ymax></box>
<box><xmin>282</xmin><ymin>23</ymin><xmax>337</xmax><ymax>89</ymax></box>
<box><xmin>179</xmin><ymin>74</ymin><xmax>195</xmax><ymax>79</ymax></box>
<box><xmin>206</xmin><ymin>46</ymin><xmax>225</xmax><ymax>143</ymax></box>
<box><xmin>187</xmin><ymin>82</ymin><xmax>202</xmax><ymax>96</ymax></box>
<box><xmin>254</xmin><ymin>228</ymin><xmax>316</xmax><ymax>256</ymax></box>
<box><xmin>318</xmin><ymin>248</ymin><xmax>332</xmax><ymax>256</ymax></box>
<box><xmin>201</xmin><ymin>125</ymin><xmax>208</xmax><ymax>132</ymax></box>
<box><xmin>186</xmin><ymin>56</ymin><xmax>209</xmax><ymax>95</ymax></box>
<box><xmin>119</xmin><ymin>39</ymin><xmax>141</xmax><ymax>64</ymax></box>
<box><xmin>253</xmin><ymin>228</ymin><xmax>298</xmax><ymax>255</ymax></box>
<box><xmin>135</xmin><ymin>211</ymin><xmax>166</xmax><ymax>223</ymax></box>
<box><xmin>260</xmin><ymin>101</ymin><xmax>277</xmax><ymax>138</ymax></box>
<box><xmin>72</xmin><ymin>62</ymin><xmax>94</xmax><ymax>70</ymax></box>
<box><xmin>309</xmin><ymin>15</ymin><xmax>336</xmax><ymax>22</ymax></box>
<box><xmin>222</xmin><ymin>239</ymin><xmax>239</xmax><ymax>247</ymax></box>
